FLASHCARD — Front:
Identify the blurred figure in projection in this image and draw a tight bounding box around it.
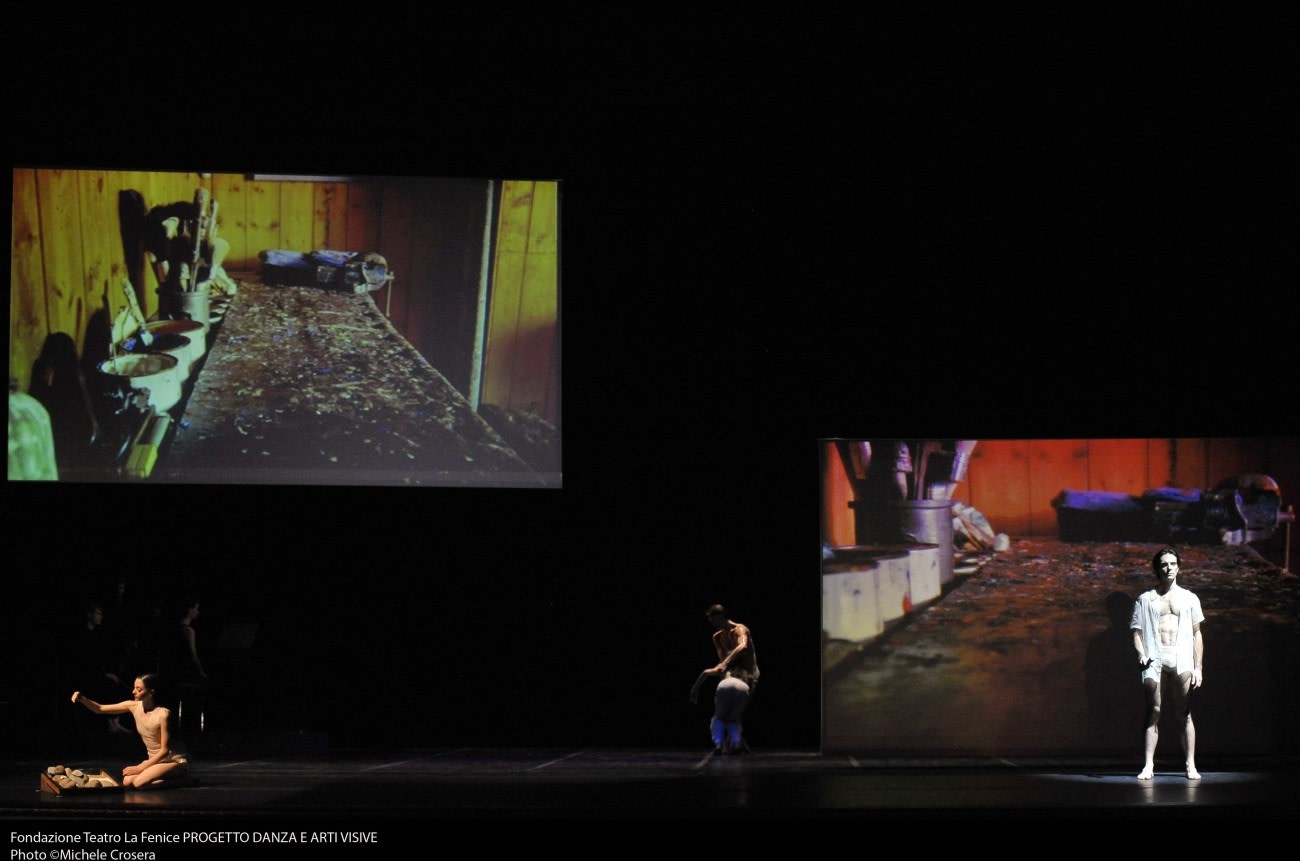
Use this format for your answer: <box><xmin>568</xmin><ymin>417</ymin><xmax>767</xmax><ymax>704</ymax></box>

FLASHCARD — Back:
<box><xmin>66</xmin><ymin>600</ymin><xmax>133</xmax><ymax>739</ymax></box>
<box><xmin>156</xmin><ymin>595</ymin><xmax>209</xmax><ymax>740</ymax></box>
<box><xmin>159</xmin><ymin>596</ymin><xmax>208</xmax><ymax>686</ymax></box>
<box><xmin>1084</xmin><ymin>591</ymin><xmax>1144</xmax><ymax>749</ymax></box>
<box><xmin>1132</xmin><ymin>547</ymin><xmax>1205</xmax><ymax>780</ymax></box>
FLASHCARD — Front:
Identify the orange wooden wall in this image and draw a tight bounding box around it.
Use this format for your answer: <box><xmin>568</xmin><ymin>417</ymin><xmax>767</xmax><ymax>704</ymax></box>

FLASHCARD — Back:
<box><xmin>822</xmin><ymin>438</ymin><xmax>1300</xmax><ymax>548</ymax></box>
<box><xmin>9</xmin><ymin>169</ymin><xmax>560</xmax><ymax>427</ymax></box>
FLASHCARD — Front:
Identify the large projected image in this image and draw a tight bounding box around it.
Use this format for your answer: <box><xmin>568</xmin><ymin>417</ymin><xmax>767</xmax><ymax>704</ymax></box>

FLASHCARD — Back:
<box><xmin>10</xmin><ymin>169</ymin><xmax>560</xmax><ymax>488</ymax></box>
<box><xmin>820</xmin><ymin>438</ymin><xmax>1300</xmax><ymax>764</ymax></box>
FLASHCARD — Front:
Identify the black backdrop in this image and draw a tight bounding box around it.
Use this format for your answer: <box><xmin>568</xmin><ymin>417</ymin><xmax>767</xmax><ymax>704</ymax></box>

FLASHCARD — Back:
<box><xmin>6</xmin><ymin>21</ymin><xmax>1295</xmax><ymax>759</ymax></box>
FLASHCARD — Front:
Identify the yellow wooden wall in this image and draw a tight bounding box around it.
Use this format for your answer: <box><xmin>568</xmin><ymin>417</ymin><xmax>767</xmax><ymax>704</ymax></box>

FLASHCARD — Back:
<box><xmin>11</xmin><ymin>169</ymin><xmax>209</xmax><ymax>394</ymax></box>
<box><xmin>10</xmin><ymin>169</ymin><xmax>559</xmax><ymax>427</ymax></box>
<box><xmin>822</xmin><ymin>437</ymin><xmax>1300</xmax><ymax>547</ymax></box>
<box><xmin>483</xmin><ymin>180</ymin><xmax>560</xmax><ymax>422</ymax></box>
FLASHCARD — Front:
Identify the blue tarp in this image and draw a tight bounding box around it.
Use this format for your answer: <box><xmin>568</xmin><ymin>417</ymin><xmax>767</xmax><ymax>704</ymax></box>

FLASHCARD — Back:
<box><xmin>260</xmin><ymin>249</ymin><xmax>313</xmax><ymax>268</ymax></box>
<box><xmin>1052</xmin><ymin>489</ymin><xmax>1144</xmax><ymax>513</ymax></box>
<box><xmin>1143</xmin><ymin>487</ymin><xmax>1202</xmax><ymax>504</ymax></box>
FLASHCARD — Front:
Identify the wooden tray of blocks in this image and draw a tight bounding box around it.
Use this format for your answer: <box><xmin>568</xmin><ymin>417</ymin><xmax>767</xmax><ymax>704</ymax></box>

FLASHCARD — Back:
<box><xmin>40</xmin><ymin>765</ymin><xmax>123</xmax><ymax>795</ymax></box>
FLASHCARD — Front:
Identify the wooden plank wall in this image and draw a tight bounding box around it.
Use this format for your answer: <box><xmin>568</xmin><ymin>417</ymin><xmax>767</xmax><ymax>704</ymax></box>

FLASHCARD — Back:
<box><xmin>822</xmin><ymin>438</ymin><xmax>1300</xmax><ymax>547</ymax></box>
<box><xmin>482</xmin><ymin>180</ymin><xmax>560</xmax><ymax>423</ymax></box>
<box><xmin>9</xmin><ymin>169</ymin><xmax>560</xmax><ymax>429</ymax></box>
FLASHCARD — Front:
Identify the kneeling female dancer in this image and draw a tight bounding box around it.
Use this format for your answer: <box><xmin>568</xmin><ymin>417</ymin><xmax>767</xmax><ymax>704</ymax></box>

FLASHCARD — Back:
<box><xmin>72</xmin><ymin>673</ymin><xmax>190</xmax><ymax>788</ymax></box>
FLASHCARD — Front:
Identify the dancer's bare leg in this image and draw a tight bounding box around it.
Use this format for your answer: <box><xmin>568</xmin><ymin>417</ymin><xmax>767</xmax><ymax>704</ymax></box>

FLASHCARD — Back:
<box><xmin>123</xmin><ymin>760</ymin><xmax>187</xmax><ymax>789</ymax></box>
<box><xmin>1174</xmin><ymin>671</ymin><xmax>1200</xmax><ymax>779</ymax></box>
<box><xmin>1138</xmin><ymin>676</ymin><xmax>1160</xmax><ymax>779</ymax></box>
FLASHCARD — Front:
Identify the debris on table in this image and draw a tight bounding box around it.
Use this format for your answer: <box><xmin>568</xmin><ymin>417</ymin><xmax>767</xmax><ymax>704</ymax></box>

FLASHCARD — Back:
<box><xmin>158</xmin><ymin>282</ymin><xmax>549</xmax><ymax>487</ymax></box>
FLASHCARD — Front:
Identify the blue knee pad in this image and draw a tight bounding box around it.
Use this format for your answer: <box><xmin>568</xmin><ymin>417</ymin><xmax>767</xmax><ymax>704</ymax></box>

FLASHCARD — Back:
<box><xmin>710</xmin><ymin>718</ymin><xmax>725</xmax><ymax>747</ymax></box>
<box><xmin>726</xmin><ymin>723</ymin><xmax>742</xmax><ymax>749</ymax></box>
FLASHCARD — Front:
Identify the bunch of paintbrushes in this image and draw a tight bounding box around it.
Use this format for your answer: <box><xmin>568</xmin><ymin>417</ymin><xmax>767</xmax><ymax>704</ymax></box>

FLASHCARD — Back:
<box><xmin>904</xmin><ymin>439</ymin><xmax>978</xmax><ymax>500</ymax></box>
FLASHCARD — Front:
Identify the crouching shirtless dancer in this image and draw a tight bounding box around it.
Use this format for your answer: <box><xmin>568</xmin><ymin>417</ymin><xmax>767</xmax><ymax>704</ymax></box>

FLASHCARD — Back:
<box><xmin>72</xmin><ymin>673</ymin><xmax>190</xmax><ymax>788</ymax></box>
<box><xmin>1131</xmin><ymin>548</ymin><xmax>1205</xmax><ymax>780</ymax></box>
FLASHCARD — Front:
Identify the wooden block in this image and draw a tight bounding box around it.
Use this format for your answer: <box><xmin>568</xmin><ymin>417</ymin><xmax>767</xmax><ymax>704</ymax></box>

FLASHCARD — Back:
<box><xmin>39</xmin><ymin>768</ymin><xmax>121</xmax><ymax>795</ymax></box>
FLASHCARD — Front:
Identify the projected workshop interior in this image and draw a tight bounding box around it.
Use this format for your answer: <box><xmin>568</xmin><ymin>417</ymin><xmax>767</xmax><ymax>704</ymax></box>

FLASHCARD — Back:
<box><xmin>820</xmin><ymin>438</ymin><xmax>1299</xmax><ymax>761</ymax></box>
<box><xmin>10</xmin><ymin>169</ymin><xmax>560</xmax><ymax>487</ymax></box>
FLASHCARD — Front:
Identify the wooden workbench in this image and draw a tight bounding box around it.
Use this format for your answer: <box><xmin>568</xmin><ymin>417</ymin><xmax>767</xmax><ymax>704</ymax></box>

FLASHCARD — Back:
<box><xmin>155</xmin><ymin>281</ymin><xmax>549</xmax><ymax>487</ymax></box>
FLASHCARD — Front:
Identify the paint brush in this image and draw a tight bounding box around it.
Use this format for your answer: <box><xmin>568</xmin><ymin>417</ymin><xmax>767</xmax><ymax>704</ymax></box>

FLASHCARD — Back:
<box><xmin>894</xmin><ymin>441</ymin><xmax>913</xmax><ymax>500</ymax></box>
<box><xmin>122</xmin><ymin>279</ymin><xmax>153</xmax><ymax>346</ymax></box>
<box><xmin>951</xmin><ymin>440</ymin><xmax>977</xmax><ymax>482</ymax></box>
<box><xmin>915</xmin><ymin>440</ymin><xmax>940</xmax><ymax>501</ymax></box>
<box><xmin>835</xmin><ymin>440</ymin><xmax>872</xmax><ymax>480</ymax></box>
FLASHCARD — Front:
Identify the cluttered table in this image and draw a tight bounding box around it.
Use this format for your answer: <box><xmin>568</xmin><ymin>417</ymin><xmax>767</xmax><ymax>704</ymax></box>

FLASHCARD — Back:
<box><xmin>154</xmin><ymin>279</ymin><xmax>547</xmax><ymax>486</ymax></box>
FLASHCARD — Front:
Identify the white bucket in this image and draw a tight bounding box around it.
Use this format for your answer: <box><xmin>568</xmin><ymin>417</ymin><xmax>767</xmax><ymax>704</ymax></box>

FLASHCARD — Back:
<box><xmin>159</xmin><ymin>289</ymin><xmax>210</xmax><ymax>328</ymax></box>
<box><xmin>121</xmin><ymin>333</ymin><xmax>195</xmax><ymax>379</ymax></box>
<box><xmin>823</xmin><ymin>565</ymin><xmax>882</xmax><ymax>642</ymax></box>
<box><xmin>140</xmin><ymin>319</ymin><xmax>208</xmax><ymax>375</ymax></box>
<box><xmin>98</xmin><ymin>353</ymin><xmax>183</xmax><ymax>413</ymax></box>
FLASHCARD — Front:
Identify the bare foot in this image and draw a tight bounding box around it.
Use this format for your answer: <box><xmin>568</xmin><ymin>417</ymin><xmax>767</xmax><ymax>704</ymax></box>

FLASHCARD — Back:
<box><xmin>1186</xmin><ymin>766</ymin><xmax>1201</xmax><ymax>780</ymax></box>
<box><xmin>1137</xmin><ymin>767</ymin><xmax>1154</xmax><ymax>780</ymax></box>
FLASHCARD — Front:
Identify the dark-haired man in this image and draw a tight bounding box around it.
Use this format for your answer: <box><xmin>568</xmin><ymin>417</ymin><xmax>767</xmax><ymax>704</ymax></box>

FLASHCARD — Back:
<box><xmin>1132</xmin><ymin>547</ymin><xmax>1205</xmax><ymax>780</ymax></box>
<box><xmin>704</xmin><ymin>604</ymin><xmax>759</xmax><ymax>693</ymax></box>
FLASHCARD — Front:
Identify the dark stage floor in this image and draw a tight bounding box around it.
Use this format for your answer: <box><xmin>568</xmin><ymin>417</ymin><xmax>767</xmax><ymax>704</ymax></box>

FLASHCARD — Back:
<box><xmin>4</xmin><ymin>747</ymin><xmax>1299</xmax><ymax>832</ymax></box>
